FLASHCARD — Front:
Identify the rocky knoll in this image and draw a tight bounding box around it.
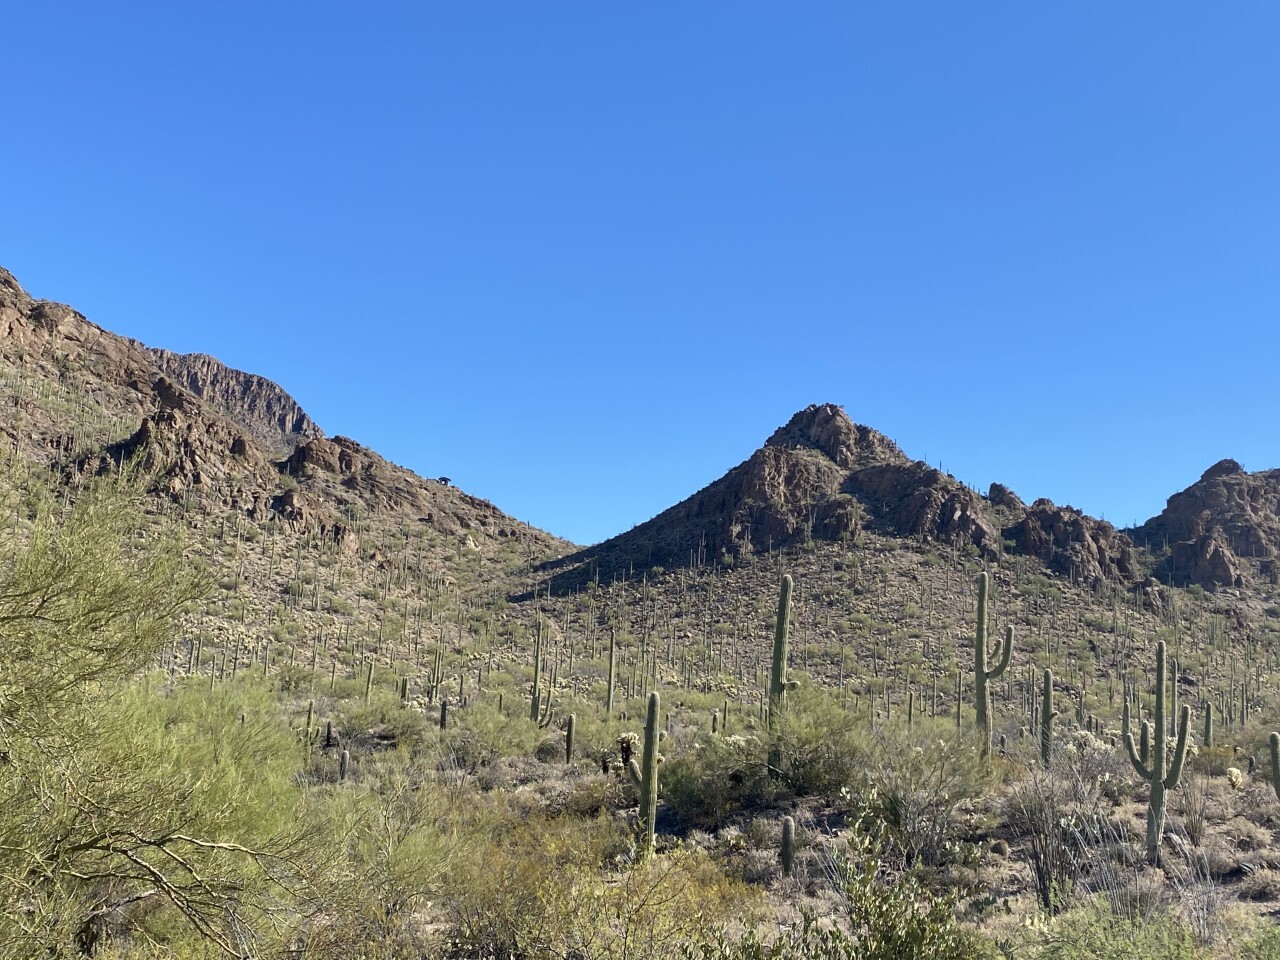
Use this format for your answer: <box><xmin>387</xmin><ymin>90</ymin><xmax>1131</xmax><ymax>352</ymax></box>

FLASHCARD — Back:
<box><xmin>551</xmin><ymin>405</ymin><xmax>1002</xmax><ymax>584</ymax></box>
<box><xmin>545</xmin><ymin>404</ymin><xmax>1152</xmax><ymax>593</ymax></box>
<box><xmin>151</xmin><ymin>349</ymin><xmax>322</xmax><ymax>456</ymax></box>
<box><xmin>1132</xmin><ymin>459</ymin><xmax>1280</xmax><ymax>588</ymax></box>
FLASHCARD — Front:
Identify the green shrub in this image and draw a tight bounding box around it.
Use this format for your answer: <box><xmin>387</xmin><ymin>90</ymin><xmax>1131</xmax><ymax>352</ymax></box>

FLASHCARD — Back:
<box><xmin>684</xmin><ymin>823</ymin><xmax>990</xmax><ymax>960</ymax></box>
<box><xmin>1025</xmin><ymin>900</ymin><xmax>1201</xmax><ymax>960</ymax></box>
<box><xmin>1242</xmin><ymin>925</ymin><xmax>1280</xmax><ymax>960</ymax></box>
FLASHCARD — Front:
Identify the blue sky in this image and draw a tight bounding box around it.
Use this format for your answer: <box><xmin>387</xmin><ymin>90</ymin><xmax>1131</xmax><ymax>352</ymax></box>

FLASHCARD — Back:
<box><xmin>4</xmin><ymin>4</ymin><xmax>1278</xmax><ymax>545</ymax></box>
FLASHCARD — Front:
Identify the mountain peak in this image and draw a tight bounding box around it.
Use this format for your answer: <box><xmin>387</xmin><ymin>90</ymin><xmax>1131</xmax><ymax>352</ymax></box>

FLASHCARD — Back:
<box><xmin>1200</xmin><ymin>458</ymin><xmax>1245</xmax><ymax>482</ymax></box>
<box><xmin>765</xmin><ymin>403</ymin><xmax>904</xmax><ymax>470</ymax></box>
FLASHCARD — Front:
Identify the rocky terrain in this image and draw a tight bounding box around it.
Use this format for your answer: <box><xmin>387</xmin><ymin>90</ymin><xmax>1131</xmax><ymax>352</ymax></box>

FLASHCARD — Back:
<box><xmin>1133</xmin><ymin>458</ymin><xmax>1280</xmax><ymax>590</ymax></box>
<box><xmin>550</xmin><ymin>403</ymin><xmax>1144</xmax><ymax>594</ymax></box>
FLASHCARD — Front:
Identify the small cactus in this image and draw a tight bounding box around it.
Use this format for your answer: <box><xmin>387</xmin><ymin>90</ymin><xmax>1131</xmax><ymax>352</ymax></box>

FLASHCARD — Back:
<box><xmin>781</xmin><ymin>816</ymin><xmax>796</xmax><ymax>878</ymax></box>
<box><xmin>339</xmin><ymin>749</ymin><xmax>350</xmax><ymax>781</ymax></box>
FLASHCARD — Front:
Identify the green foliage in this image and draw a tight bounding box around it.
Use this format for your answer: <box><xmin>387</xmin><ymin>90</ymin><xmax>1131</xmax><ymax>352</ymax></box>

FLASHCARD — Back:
<box><xmin>1024</xmin><ymin>900</ymin><xmax>1200</xmax><ymax>960</ymax></box>
<box><xmin>664</xmin><ymin>732</ymin><xmax>776</xmax><ymax>826</ymax></box>
<box><xmin>850</xmin><ymin>723</ymin><xmax>987</xmax><ymax>869</ymax></box>
<box><xmin>685</xmin><ymin>823</ymin><xmax>989</xmax><ymax>960</ymax></box>
<box><xmin>1241</xmin><ymin>925</ymin><xmax>1280</xmax><ymax>960</ymax></box>
<box><xmin>770</xmin><ymin>686</ymin><xmax>872</xmax><ymax>797</ymax></box>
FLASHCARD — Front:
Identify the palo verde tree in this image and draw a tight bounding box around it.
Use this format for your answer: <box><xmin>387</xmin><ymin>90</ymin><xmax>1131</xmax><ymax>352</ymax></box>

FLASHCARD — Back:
<box><xmin>0</xmin><ymin>470</ymin><xmax>304</xmax><ymax>957</ymax></box>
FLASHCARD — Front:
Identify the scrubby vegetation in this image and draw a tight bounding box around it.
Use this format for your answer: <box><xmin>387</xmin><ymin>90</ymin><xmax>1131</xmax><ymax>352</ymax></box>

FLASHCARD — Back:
<box><xmin>6</xmin><ymin>464</ymin><xmax>1280</xmax><ymax>959</ymax></box>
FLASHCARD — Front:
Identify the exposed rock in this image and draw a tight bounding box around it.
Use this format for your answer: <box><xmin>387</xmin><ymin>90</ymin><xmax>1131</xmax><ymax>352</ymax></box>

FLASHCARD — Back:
<box><xmin>1134</xmin><ymin>460</ymin><xmax>1280</xmax><ymax>588</ymax></box>
<box><xmin>988</xmin><ymin>482</ymin><xmax>1024</xmax><ymax>511</ymax></box>
<box><xmin>151</xmin><ymin>349</ymin><xmax>322</xmax><ymax>456</ymax></box>
<box><xmin>847</xmin><ymin>462</ymin><xmax>998</xmax><ymax>558</ymax></box>
<box><xmin>1159</xmin><ymin>534</ymin><xmax>1244</xmax><ymax>590</ymax></box>
<box><xmin>1006</xmin><ymin>500</ymin><xmax>1136</xmax><ymax>588</ymax></box>
<box><xmin>764</xmin><ymin>403</ymin><xmax>904</xmax><ymax>470</ymax></box>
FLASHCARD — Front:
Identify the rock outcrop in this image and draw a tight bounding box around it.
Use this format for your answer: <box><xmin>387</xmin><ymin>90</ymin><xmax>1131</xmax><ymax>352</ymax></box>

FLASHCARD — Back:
<box><xmin>1007</xmin><ymin>500</ymin><xmax>1137</xmax><ymax>587</ymax></box>
<box><xmin>1133</xmin><ymin>459</ymin><xmax>1280</xmax><ymax>588</ymax></box>
<box><xmin>151</xmin><ymin>349</ymin><xmax>322</xmax><ymax>456</ymax></box>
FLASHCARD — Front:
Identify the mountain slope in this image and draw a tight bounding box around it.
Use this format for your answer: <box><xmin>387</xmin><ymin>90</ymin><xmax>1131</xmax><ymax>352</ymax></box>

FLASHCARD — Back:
<box><xmin>0</xmin><ymin>265</ymin><xmax>571</xmax><ymax>572</ymax></box>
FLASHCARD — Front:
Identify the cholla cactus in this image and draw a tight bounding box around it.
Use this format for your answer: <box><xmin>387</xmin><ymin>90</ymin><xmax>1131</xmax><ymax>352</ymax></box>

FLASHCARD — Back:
<box><xmin>617</xmin><ymin>732</ymin><xmax>639</xmax><ymax>767</ymax></box>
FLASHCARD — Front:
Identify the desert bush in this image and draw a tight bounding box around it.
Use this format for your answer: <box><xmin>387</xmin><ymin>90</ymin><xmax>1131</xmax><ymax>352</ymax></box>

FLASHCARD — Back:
<box><xmin>1023</xmin><ymin>898</ymin><xmax>1201</xmax><ymax>959</ymax></box>
<box><xmin>441</xmin><ymin>808</ymin><xmax>754</xmax><ymax>959</ymax></box>
<box><xmin>769</xmin><ymin>688</ymin><xmax>872</xmax><ymax>797</ymax></box>
<box><xmin>851</xmin><ymin>723</ymin><xmax>986</xmax><ymax>869</ymax></box>
<box><xmin>664</xmin><ymin>733</ymin><xmax>777</xmax><ymax>826</ymax></box>
<box><xmin>1006</xmin><ymin>767</ymin><xmax>1085</xmax><ymax>913</ymax></box>
<box><xmin>687</xmin><ymin>821</ymin><xmax>990</xmax><ymax>960</ymax></box>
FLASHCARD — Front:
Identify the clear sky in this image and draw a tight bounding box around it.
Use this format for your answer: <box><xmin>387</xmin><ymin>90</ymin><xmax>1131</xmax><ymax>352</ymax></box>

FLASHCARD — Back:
<box><xmin>4</xmin><ymin>4</ymin><xmax>1278</xmax><ymax>545</ymax></box>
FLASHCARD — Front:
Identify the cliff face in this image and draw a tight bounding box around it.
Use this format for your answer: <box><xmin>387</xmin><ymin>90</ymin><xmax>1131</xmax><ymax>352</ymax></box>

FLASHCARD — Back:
<box><xmin>150</xmin><ymin>350</ymin><xmax>322</xmax><ymax>457</ymax></box>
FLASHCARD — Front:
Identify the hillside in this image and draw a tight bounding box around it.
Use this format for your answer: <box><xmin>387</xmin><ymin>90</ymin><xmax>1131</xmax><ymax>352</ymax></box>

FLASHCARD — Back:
<box><xmin>7</xmin><ymin>262</ymin><xmax>1280</xmax><ymax>959</ymax></box>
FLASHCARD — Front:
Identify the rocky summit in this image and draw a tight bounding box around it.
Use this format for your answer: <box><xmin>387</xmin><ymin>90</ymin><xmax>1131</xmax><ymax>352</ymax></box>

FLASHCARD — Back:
<box><xmin>549</xmin><ymin>403</ymin><xmax>1160</xmax><ymax>594</ymax></box>
<box><xmin>1133</xmin><ymin>458</ymin><xmax>1280</xmax><ymax>589</ymax></box>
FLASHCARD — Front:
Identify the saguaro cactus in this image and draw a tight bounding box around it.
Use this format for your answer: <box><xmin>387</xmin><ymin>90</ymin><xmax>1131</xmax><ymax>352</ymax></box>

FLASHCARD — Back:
<box><xmin>1122</xmin><ymin>640</ymin><xmax>1191</xmax><ymax>866</ymax></box>
<box><xmin>974</xmin><ymin>571</ymin><xmax>1013</xmax><ymax>758</ymax></box>
<box><xmin>1040</xmin><ymin>668</ymin><xmax>1057</xmax><ymax>766</ymax></box>
<box><xmin>565</xmin><ymin>713</ymin><xmax>576</xmax><ymax>764</ymax></box>
<box><xmin>781</xmin><ymin>816</ymin><xmax>796</xmax><ymax>878</ymax></box>
<box><xmin>529</xmin><ymin>619</ymin><xmax>543</xmax><ymax>723</ymax></box>
<box><xmin>1269</xmin><ymin>732</ymin><xmax>1280</xmax><ymax>801</ymax></box>
<box><xmin>605</xmin><ymin>625</ymin><xmax>617</xmax><ymax>715</ymax></box>
<box><xmin>768</xmin><ymin>575</ymin><xmax>798</xmax><ymax>726</ymax></box>
<box><xmin>627</xmin><ymin>691</ymin><xmax>661</xmax><ymax>859</ymax></box>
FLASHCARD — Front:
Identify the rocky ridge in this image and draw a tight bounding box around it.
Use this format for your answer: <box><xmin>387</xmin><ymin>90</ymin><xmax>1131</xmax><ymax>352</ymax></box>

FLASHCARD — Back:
<box><xmin>546</xmin><ymin>404</ymin><xmax>1146</xmax><ymax>593</ymax></box>
<box><xmin>0</xmin><ymin>264</ymin><xmax>568</xmax><ymax>567</ymax></box>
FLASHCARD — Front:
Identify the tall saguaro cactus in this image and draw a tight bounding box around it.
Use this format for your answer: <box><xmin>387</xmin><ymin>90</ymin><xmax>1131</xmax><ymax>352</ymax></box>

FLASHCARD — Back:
<box><xmin>1268</xmin><ymin>732</ymin><xmax>1280</xmax><ymax>802</ymax></box>
<box><xmin>605</xmin><ymin>625</ymin><xmax>617</xmax><ymax>716</ymax></box>
<box><xmin>627</xmin><ymin>691</ymin><xmax>661</xmax><ymax>859</ymax></box>
<box><xmin>767</xmin><ymin>575</ymin><xmax>799</xmax><ymax>775</ymax></box>
<box><xmin>529</xmin><ymin>618</ymin><xmax>543</xmax><ymax>723</ymax></box>
<box><xmin>1123</xmin><ymin>640</ymin><xmax>1191</xmax><ymax>866</ymax></box>
<box><xmin>769</xmin><ymin>575</ymin><xmax>798</xmax><ymax>727</ymax></box>
<box><xmin>1040</xmin><ymin>668</ymin><xmax>1057</xmax><ymax>766</ymax></box>
<box><xmin>974</xmin><ymin>571</ymin><xmax>1012</xmax><ymax>758</ymax></box>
